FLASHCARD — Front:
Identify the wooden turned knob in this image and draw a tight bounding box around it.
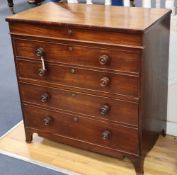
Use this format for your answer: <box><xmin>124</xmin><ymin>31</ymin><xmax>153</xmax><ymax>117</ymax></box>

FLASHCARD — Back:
<box><xmin>100</xmin><ymin>76</ymin><xmax>110</xmax><ymax>87</ymax></box>
<box><xmin>38</xmin><ymin>68</ymin><xmax>46</xmax><ymax>77</ymax></box>
<box><xmin>100</xmin><ymin>104</ymin><xmax>111</xmax><ymax>115</ymax></box>
<box><xmin>43</xmin><ymin>116</ymin><xmax>53</xmax><ymax>126</ymax></box>
<box><xmin>99</xmin><ymin>55</ymin><xmax>110</xmax><ymax>65</ymax></box>
<box><xmin>40</xmin><ymin>92</ymin><xmax>49</xmax><ymax>103</ymax></box>
<box><xmin>36</xmin><ymin>48</ymin><xmax>45</xmax><ymax>57</ymax></box>
<box><xmin>101</xmin><ymin>130</ymin><xmax>111</xmax><ymax>140</ymax></box>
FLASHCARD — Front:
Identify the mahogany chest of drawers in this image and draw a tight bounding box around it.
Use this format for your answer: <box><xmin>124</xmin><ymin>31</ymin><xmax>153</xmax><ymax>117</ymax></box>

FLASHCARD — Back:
<box><xmin>6</xmin><ymin>3</ymin><xmax>171</xmax><ymax>175</ymax></box>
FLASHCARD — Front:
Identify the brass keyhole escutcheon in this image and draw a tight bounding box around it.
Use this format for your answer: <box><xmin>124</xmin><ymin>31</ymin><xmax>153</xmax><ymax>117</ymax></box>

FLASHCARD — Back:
<box><xmin>70</xmin><ymin>68</ymin><xmax>76</xmax><ymax>74</ymax></box>
<box><xmin>68</xmin><ymin>46</ymin><xmax>73</xmax><ymax>51</ymax></box>
<box><xmin>70</xmin><ymin>92</ymin><xmax>77</xmax><ymax>97</ymax></box>
<box><xmin>68</xmin><ymin>29</ymin><xmax>73</xmax><ymax>35</ymax></box>
<box><xmin>73</xmin><ymin>117</ymin><xmax>79</xmax><ymax>122</ymax></box>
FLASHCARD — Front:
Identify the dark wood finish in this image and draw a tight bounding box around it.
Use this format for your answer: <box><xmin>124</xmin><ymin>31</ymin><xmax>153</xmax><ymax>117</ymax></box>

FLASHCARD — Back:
<box><xmin>6</xmin><ymin>2</ymin><xmax>170</xmax><ymax>31</ymax></box>
<box><xmin>23</xmin><ymin>104</ymin><xmax>139</xmax><ymax>154</ymax></box>
<box><xmin>9</xmin><ymin>22</ymin><xmax>143</xmax><ymax>46</ymax></box>
<box><xmin>6</xmin><ymin>3</ymin><xmax>171</xmax><ymax>175</ymax></box>
<box><xmin>16</xmin><ymin>59</ymin><xmax>139</xmax><ymax>97</ymax></box>
<box><xmin>140</xmin><ymin>13</ymin><xmax>171</xmax><ymax>155</ymax></box>
<box><xmin>25</xmin><ymin>128</ymin><xmax>33</xmax><ymax>143</ymax></box>
<box><xmin>20</xmin><ymin>82</ymin><xmax>139</xmax><ymax>127</ymax></box>
<box><xmin>14</xmin><ymin>38</ymin><xmax>141</xmax><ymax>74</ymax></box>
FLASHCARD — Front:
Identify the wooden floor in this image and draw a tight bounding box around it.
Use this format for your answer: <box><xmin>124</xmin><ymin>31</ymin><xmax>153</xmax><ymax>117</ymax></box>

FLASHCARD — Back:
<box><xmin>0</xmin><ymin>122</ymin><xmax>177</xmax><ymax>175</ymax></box>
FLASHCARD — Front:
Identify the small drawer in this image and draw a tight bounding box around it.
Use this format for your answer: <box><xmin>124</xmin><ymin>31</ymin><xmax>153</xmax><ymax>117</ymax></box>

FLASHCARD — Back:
<box><xmin>17</xmin><ymin>59</ymin><xmax>139</xmax><ymax>97</ymax></box>
<box><xmin>10</xmin><ymin>23</ymin><xmax>142</xmax><ymax>46</ymax></box>
<box><xmin>20</xmin><ymin>83</ymin><xmax>139</xmax><ymax>126</ymax></box>
<box><xmin>24</xmin><ymin>104</ymin><xmax>139</xmax><ymax>154</ymax></box>
<box><xmin>14</xmin><ymin>38</ymin><xmax>141</xmax><ymax>74</ymax></box>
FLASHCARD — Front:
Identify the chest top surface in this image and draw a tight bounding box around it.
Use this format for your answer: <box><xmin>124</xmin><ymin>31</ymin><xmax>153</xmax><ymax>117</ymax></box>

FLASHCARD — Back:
<box><xmin>6</xmin><ymin>2</ymin><xmax>170</xmax><ymax>32</ymax></box>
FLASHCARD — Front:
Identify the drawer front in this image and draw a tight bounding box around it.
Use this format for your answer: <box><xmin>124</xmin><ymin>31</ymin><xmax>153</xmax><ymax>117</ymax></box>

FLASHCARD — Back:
<box><xmin>10</xmin><ymin>23</ymin><xmax>142</xmax><ymax>46</ymax></box>
<box><xmin>17</xmin><ymin>59</ymin><xmax>139</xmax><ymax>97</ymax></box>
<box><xmin>20</xmin><ymin>83</ymin><xmax>139</xmax><ymax>126</ymax></box>
<box><xmin>14</xmin><ymin>38</ymin><xmax>141</xmax><ymax>73</ymax></box>
<box><xmin>24</xmin><ymin>105</ymin><xmax>139</xmax><ymax>154</ymax></box>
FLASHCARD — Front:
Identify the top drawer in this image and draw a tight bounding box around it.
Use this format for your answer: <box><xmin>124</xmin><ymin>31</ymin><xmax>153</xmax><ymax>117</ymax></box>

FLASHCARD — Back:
<box><xmin>14</xmin><ymin>38</ymin><xmax>141</xmax><ymax>74</ymax></box>
<box><xmin>9</xmin><ymin>23</ymin><xmax>143</xmax><ymax>46</ymax></box>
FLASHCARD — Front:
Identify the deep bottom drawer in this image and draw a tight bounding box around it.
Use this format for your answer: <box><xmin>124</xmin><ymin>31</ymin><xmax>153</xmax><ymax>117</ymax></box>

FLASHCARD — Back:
<box><xmin>23</xmin><ymin>104</ymin><xmax>139</xmax><ymax>154</ymax></box>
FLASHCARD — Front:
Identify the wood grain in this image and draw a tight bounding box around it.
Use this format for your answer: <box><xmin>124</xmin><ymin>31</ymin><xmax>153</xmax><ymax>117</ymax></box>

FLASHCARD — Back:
<box><xmin>6</xmin><ymin>2</ymin><xmax>170</xmax><ymax>31</ymax></box>
<box><xmin>16</xmin><ymin>59</ymin><xmax>139</xmax><ymax>98</ymax></box>
<box><xmin>14</xmin><ymin>38</ymin><xmax>141</xmax><ymax>74</ymax></box>
<box><xmin>10</xmin><ymin>22</ymin><xmax>143</xmax><ymax>46</ymax></box>
<box><xmin>6</xmin><ymin>3</ymin><xmax>171</xmax><ymax>174</ymax></box>
<box><xmin>20</xmin><ymin>82</ymin><xmax>139</xmax><ymax>127</ymax></box>
<box><xmin>23</xmin><ymin>104</ymin><xmax>139</xmax><ymax>154</ymax></box>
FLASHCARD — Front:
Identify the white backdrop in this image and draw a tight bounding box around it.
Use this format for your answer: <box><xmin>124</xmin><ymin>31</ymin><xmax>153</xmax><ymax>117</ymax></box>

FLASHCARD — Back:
<box><xmin>167</xmin><ymin>15</ymin><xmax>177</xmax><ymax>136</ymax></box>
